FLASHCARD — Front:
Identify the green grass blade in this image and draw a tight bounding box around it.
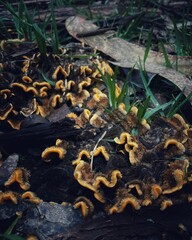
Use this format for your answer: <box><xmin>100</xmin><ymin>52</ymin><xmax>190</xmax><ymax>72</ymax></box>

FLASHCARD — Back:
<box><xmin>159</xmin><ymin>41</ymin><xmax>172</xmax><ymax>68</ymax></box>
<box><xmin>32</xmin><ymin>23</ymin><xmax>47</xmax><ymax>55</ymax></box>
<box><xmin>143</xmin><ymin>28</ymin><xmax>153</xmax><ymax>65</ymax></box>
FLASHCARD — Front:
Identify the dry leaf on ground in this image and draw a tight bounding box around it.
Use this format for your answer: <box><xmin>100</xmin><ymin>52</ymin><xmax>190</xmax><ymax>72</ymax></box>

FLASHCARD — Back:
<box><xmin>65</xmin><ymin>16</ymin><xmax>192</xmax><ymax>99</ymax></box>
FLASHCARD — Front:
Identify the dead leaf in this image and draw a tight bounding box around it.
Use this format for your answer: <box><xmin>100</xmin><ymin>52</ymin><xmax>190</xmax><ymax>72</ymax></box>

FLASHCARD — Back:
<box><xmin>65</xmin><ymin>16</ymin><xmax>192</xmax><ymax>99</ymax></box>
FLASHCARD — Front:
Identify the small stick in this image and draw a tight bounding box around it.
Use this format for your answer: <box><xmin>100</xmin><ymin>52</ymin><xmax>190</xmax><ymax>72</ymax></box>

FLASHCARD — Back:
<box><xmin>90</xmin><ymin>130</ymin><xmax>107</xmax><ymax>171</ymax></box>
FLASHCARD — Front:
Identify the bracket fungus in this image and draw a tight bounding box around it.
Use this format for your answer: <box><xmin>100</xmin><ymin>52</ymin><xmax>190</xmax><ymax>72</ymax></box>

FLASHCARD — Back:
<box><xmin>41</xmin><ymin>139</ymin><xmax>67</xmax><ymax>162</ymax></box>
<box><xmin>4</xmin><ymin>168</ymin><xmax>30</xmax><ymax>191</ymax></box>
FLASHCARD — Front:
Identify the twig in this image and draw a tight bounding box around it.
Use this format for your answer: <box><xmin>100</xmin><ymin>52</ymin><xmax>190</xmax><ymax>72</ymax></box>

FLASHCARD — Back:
<box><xmin>90</xmin><ymin>130</ymin><xmax>107</xmax><ymax>171</ymax></box>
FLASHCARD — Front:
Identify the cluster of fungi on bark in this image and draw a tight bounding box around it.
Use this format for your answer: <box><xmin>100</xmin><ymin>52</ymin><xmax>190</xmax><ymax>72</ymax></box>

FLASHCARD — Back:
<box><xmin>0</xmin><ymin>45</ymin><xmax>192</xmax><ymax>239</ymax></box>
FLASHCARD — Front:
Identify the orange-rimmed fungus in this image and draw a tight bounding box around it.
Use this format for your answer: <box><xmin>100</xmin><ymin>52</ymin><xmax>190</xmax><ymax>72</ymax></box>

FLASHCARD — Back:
<box><xmin>78</xmin><ymin>77</ymin><xmax>92</xmax><ymax>92</ymax></box>
<box><xmin>22</xmin><ymin>76</ymin><xmax>33</xmax><ymax>83</ymax></box>
<box><xmin>7</xmin><ymin>118</ymin><xmax>21</xmax><ymax>130</ymax></box>
<box><xmin>142</xmin><ymin>198</ymin><xmax>152</xmax><ymax>206</ymax></box>
<box><xmin>160</xmin><ymin>199</ymin><xmax>173</xmax><ymax>211</ymax></box>
<box><xmin>0</xmin><ymin>104</ymin><xmax>13</xmax><ymax>120</ymax></box>
<box><xmin>4</xmin><ymin>168</ymin><xmax>30</xmax><ymax>191</ymax></box>
<box><xmin>74</xmin><ymin>160</ymin><xmax>95</xmax><ymax>192</ymax></box>
<box><xmin>164</xmin><ymin>139</ymin><xmax>185</xmax><ymax>157</ymax></box>
<box><xmin>66</xmin><ymin>90</ymin><xmax>90</xmax><ymax>107</ymax></box>
<box><xmin>22</xmin><ymin>191</ymin><xmax>42</xmax><ymax>204</ymax></box>
<box><xmin>11</xmin><ymin>83</ymin><xmax>38</xmax><ymax>96</ymax></box>
<box><xmin>90</xmin><ymin>114</ymin><xmax>107</xmax><ymax>128</ymax></box>
<box><xmin>33</xmin><ymin>82</ymin><xmax>51</xmax><ymax>89</ymax></box>
<box><xmin>55</xmin><ymin>80</ymin><xmax>65</xmax><ymax>92</ymax></box>
<box><xmin>114</xmin><ymin>132</ymin><xmax>131</xmax><ymax>145</ymax></box>
<box><xmin>129</xmin><ymin>183</ymin><xmax>143</xmax><ymax>196</ymax></box>
<box><xmin>93</xmin><ymin>170</ymin><xmax>122</xmax><ymax>189</ymax></box>
<box><xmin>73</xmin><ymin>149</ymin><xmax>91</xmax><ymax>166</ymax></box>
<box><xmin>75</xmin><ymin>109</ymin><xmax>91</xmax><ymax>128</ymax></box>
<box><xmin>115</xmin><ymin>132</ymin><xmax>145</xmax><ymax>165</ymax></box>
<box><xmin>151</xmin><ymin>184</ymin><xmax>162</xmax><ymax>199</ymax></box>
<box><xmin>80</xmin><ymin>65</ymin><xmax>92</xmax><ymax>75</ymax></box>
<box><xmin>91</xmin><ymin>146</ymin><xmax>110</xmax><ymax>161</ymax></box>
<box><xmin>74</xmin><ymin>160</ymin><xmax>122</xmax><ymax>193</ymax></box>
<box><xmin>163</xmin><ymin>168</ymin><xmax>184</xmax><ymax>195</ymax></box>
<box><xmin>50</xmin><ymin>94</ymin><xmax>63</xmax><ymax>107</ymax></box>
<box><xmin>41</xmin><ymin>146</ymin><xmax>66</xmax><ymax>162</ymax></box>
<box><xmin>0</xmin><ymin>191</ymin><xmax>18</xmax><ymax>204</ymax></box>
<box><xmin>73</xmin><ymin>196</ymin><xmax>94</xmax><ymax>218</ymax></box>
<box><xmin>52</xmin><ymin>65</ymin><xmax>68</xmax><ymax>80</ymax></box>
<box><xmin>108</xmin><ymin>191</ymin><xmax>140</xmax><ymax>214</ymax></box>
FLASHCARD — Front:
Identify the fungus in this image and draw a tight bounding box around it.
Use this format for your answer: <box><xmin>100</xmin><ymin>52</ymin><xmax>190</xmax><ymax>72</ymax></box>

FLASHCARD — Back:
<box><xmin>41</xmin><ymin>146</ymin><xmax>66</xmax><ymax>162</ymax></box>
<box><xmin>33</xmin><ymin>82</ymin><xmax>51</xmax><ymax>89</ymax></box>
<box><xmin>92</xmin><ymin>60</ymin><xmax>113</xmax><ymax>78</ymax></box>
<box><xmin>89</xmin><ymin>114</ymin><xmax>107</xmax><ymax>128</ymax></box>
<box><xmin>67</xmin><ymin>80</ymin><xmax>75</xmax><ymax>90</ymax></box>
<box><xmin>22</xmin><ymin>191</ymin><xmax>42</xmax><ymax>204</ymax></box>
<box><xmin>108</xmin><ymin>190</ymin><xmax>140</xmax><ymax>214</ymax></box>
<box><xmin>168</xmin><ymin>114</ymin><xmax>189</xmax><ymax>131</ymax></box>
<box><xmin>115</xmin><ymin>132</ymin><xmax>145</xmax><ymax>165</ymax></box>
<box><xmin>80</xmin><ymin>65</ymin><xmax>92</xmax><ymax>75</ymax></box>
<box><xmin>50</xmin><ymin>94</ymin><xmax>63</xmax><ymax>107</ymax></box>
<box><xmin>4</xmin><ymin>168</ymin><xmax>30</xmax><ymax>191</ymax></box>
<box><xmin>20</xmin><ymin>98</ymin><xmax>37</xmax><ymax>117</ymax></box>
<box><xmin>142</xmin><ymin>198</ymin><xmax>152</xmax><ymax>206</ymax></box>
<box><xmin>74</xmin><ymin>160</ymin><xmax>95</xmax><ymax>191</ymax></box>
<box><xmin>73</xmin><ymin>196</ymin><xmax>94</xmax><ymax>217</ymax></box>
<box><xmin>91</xmin><ymin>146</ymin><xmax>109</xmax><ymax>161</ymax></box>
<box><xmin>26</xmin><ymin>235</ymin><xmax>38</xmax><ymax>240</ymax></box>
<box><xmin>52</xmin><ymin>65</ymin><xmax>68</xmax><ymax>80</ymax></box>
<box><xmin>92</xmin><ymin>88</ymin><xmax>108</xmax><ymax>103</ymax></box>
<box><xmin>163</xmin><ymin>169</ymin><xmax>184</xmax><ymax>194</ymax></box>
<box><xmin>0</xmin><ymin>191</ymin><xmax>18</xmax><ymax>204</ymax></box>
<box><xmin>114</xmin><ymin>132</ymin><xmax>131</xmax><ymax>145</ymax></box>
<box><xmin>22</xmin><ymin>76</ymin><xmax>33</xmax><ymax>83</ymax></box>
<box><xmin>22</xmin><ymin>56</ymin><xmax>30</xmax><ymax>73</ymax></box>
<box><xmin>164</xmin><ymin>139</ymin><xmax>185</xmax><ymax>158</ymax></box>
<box><xmin>39</xmin><ymin>86</ymin><xmax>49</xmax><ymax>98</ymax></box>
<box><xmin>94</xmin><ymin>190</ymin><xmax>106</xmax><ymax>203</ymax></box>
<box><xmin>78</xmin><ymin>77</ymin><xmax>92</xmax><ymax>92</ymax></box>
<box><xmin>94</xmin><ymin>170</ymin><xmax>122</xmax><ymax>188</ymax></box>
<box><xmin>36</xmin><ymin>99</ymin><xmax>51</xmax><ymax>117</ymax></box>
<box><xmin>129</xmin><ymin>183</ymin><xmax>143</xmax><ymax>196</ymax></box>
<box><xmin>66</xmin><ymin>90</ymin><xmax>90</xmax><ymax>107</ymax></box>
<box><xmin>0</xmin><ymin>103</ymin><xmax>13</xmax><ymax>120</ymax></box>
<box><xmin>11</xmin><ymin>83</ymin><xmax>38</xmax><ymax>95</ymax></box>
<box><xmin>55</xmin><ymin>80</ymin><xmax>65</xmax><ymax>92</ymax></box>
<box><xmin>118</xmin><ymin>103</ymin><xmax>127</xmax><ymax>115</ymax></box>
<box><xmin>151</xmin><ymin>184</ymin><xmax>162</xmax><ymax>199</ymax></box>
<box><xmin>160</xmin><ymin>199</ymin><xmax>173</xmax><ymax>211</ymax></box>
<box><xmin>7</xmin><ymin>118</ymin><xmax>21</xmax><ymax>130</ymax></box>
<box><xmin>73</xmin><ymin>149</ymin><xmax>91</xmax><ymax>165</ymax></box>
<box><xmin>74</xmin><ymin>161</ymin><xmax>122</xmax><ymax>193</ymax></box>
<box><xmin>0</xmin><ymin>89</ymin><xmax>11</xmax><ymax>99</ymax></box>
<box><xmin>75</xmin><ymin>109</ymin><xmax>91</xmax><ymax>128</ymax></box>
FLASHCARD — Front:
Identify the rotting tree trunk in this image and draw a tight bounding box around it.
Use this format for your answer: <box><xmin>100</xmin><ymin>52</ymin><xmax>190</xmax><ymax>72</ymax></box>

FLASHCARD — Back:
<box><xmin>63</xmin><ymin>205</ymin><xmax>192</xmax><ymax>240</ymax></box>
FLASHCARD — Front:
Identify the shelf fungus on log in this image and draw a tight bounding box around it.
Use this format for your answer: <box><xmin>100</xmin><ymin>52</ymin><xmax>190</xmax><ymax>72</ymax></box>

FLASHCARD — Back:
<box><xmin>22</xmin><ymin>191</ymin><xmax>42</xmax><ymax>204</ymax></box>
<box><xmin>4</xmin><ymin>168</ymin><xmax>30</xmax><ymax>191</ymax></box>
<box><xmin>41</xmin><ymin>139</ymin><xmax>67</xmax><ymax>162</ymax></box>
<box><xmin>74</xmin><ymin>160</ymin><xmax>122</xmax><ymax>203</ymax></box>
<box><xmin>0</xmin><ymin>191</ymin><xmax>18</xmax><ymax>204</ymax></box>
<box><xmin>114</xmin><ymin>132</ymin><xmax>145</xmax><ymax>165</ymax></box>
<box><xmin>107</xmin><ymin>189</ymin><xmax>141</xmax><ymax>214</ymax></box>
<box><xmin>73</xmin><ymin>196</ymin><xmax>94</xmax><ymax>218</ymax></box>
